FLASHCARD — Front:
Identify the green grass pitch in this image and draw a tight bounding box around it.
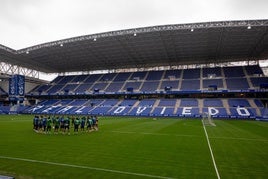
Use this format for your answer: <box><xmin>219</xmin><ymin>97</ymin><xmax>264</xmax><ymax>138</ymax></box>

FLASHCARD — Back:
<box><xmin>0</xmin><ymin>115</ymin><xmax>268</xmax><ymax>178</ymax></box>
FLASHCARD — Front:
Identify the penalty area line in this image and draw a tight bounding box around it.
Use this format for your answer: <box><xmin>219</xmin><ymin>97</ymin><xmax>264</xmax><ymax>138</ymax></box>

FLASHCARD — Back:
<box><xmin>202</xmin><ymin>121</ymin><xmax>221</xmax><ymax>179</ymax></box>
<box><xmin>0</xmin><ymin>155</ymin><xmax>174</xmax><ymax>179</ymax></box>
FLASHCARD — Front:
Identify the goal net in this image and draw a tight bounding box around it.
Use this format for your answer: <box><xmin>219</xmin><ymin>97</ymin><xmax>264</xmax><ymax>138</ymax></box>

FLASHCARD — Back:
<box><xmin>202</xmin><ymin>112</ymin><xmax>216</xmax><ymax>126</ymax></box>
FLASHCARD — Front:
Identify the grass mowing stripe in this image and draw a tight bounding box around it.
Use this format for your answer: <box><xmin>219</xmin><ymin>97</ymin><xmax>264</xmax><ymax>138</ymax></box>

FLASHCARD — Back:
<box><xmin>110</xmin><ymin>130</ymin><xmax>201</xmax><ymax>138</ymax></box>
<box><xmin>209</xmin><ymin>136</ymin><xmax>268</xmax><ymax>142</ymax></box>
<box><xmin>0</xmin><ymin>155</ymin><xmax>174</xmax><ymax>179</ymax></box>
<box><xmin>202</xmin><ymin>121</ymin><xmax>221</xmax><ymax>179</ymax></box>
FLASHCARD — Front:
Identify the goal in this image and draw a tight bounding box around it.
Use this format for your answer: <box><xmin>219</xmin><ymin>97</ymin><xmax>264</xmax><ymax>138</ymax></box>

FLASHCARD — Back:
<box><xmin>202</xmin><ymin>112</ymin><xmax>216</xmax><ymax>126</ymax></box>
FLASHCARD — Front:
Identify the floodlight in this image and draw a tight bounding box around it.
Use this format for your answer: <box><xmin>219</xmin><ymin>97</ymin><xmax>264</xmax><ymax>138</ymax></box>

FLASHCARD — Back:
<box><xmin>247</xmin><ymin>25</ymin><xmax>251</xmax><ymax>29</ymax></box>
<box><xmin>133</xmin><ymin>33</ymin><xmax>137</xmax><ymax>36</ymax></box>
<box><xmin>190</xmin><ymin>28</ymin><xmax>194</xmax><ymax>32</ymax></box>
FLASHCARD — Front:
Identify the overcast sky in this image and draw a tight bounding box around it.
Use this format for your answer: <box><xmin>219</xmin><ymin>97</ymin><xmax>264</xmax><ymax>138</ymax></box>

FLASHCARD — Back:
<box><xmin>1</xmin><ymin>0</ymin><xmax>268</xmax><ymax>50</ymax></box>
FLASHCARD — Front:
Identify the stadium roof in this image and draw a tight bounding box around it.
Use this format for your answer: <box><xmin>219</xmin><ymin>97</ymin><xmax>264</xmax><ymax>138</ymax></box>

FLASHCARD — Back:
<box><xmin>1</xmin><ymin>19</ymin><xmax>268</xmax><ymax>73</ymax></box>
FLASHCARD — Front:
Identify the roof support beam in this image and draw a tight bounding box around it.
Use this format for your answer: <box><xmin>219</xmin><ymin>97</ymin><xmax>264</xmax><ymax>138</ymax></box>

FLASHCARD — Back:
<box><xmin>0</xmin><ymin>61</ymin><xmax>39</xmax><ymax>78</ymax></box>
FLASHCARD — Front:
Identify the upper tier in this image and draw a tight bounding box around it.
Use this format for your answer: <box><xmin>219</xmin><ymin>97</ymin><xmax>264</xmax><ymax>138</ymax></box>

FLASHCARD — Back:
<box><xmin>29</xmin><ymin>65</ymin><xmax>268</xmax><ymax>95</ymax></box>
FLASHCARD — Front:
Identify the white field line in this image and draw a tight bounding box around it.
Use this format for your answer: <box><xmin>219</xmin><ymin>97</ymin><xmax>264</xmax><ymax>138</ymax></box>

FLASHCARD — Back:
<box><xmin>0</xmin><ymin>155</ymin><xmax>174</xmax><ymax>179</ymax></box>
<box><xmin>202</xmin><ymin>121</ymin><xmax>221</xmax><ymax>179</ymax></box>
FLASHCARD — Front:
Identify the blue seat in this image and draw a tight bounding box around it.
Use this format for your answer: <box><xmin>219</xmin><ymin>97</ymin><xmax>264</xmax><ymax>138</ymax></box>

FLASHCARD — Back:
<box><xmin>203</xmin><ymin>67</ymin><xmax>222</xmax><ymax>77</ymax></box>
<box><xmin>203</xmin><ymin>79</ymin><xmax>223</xmax><ymax>89</ymax></box>
<box><xmin>138</xmin><ymin>99</ymin><xmax>156</xmax><ymax>107</ymax></box>
<box><xmin>67</xmin><ymin>106</ymin><xmax>94</xmax><ymax>115</ymax></box>
<box><xmin>130</xmin><ymin>71</ymin><xmax>147</xmax><ymax>80</ymax></box>
<box><xmin>226</xmin><ymin>78</ymin><xmax>249</xmax><ymax>90</ymax></box>
<box><xmin>229</xmin><ymin>108</ymin><xmax>256</xmax><ymax>118</ymax></box>
<box><xmin>228</xmin><ymin>99</ymin><xmax>250</xmax><ymax>107</ymax></box>
<box><xmin>105</xmin><ymin>82</ymin><xmax>124</xmax><ymax>92</ymax></box>
<box><xmin>101</xmin><ymin>99</ymin><xmax>119</xmax><ymax>106</ymax></box>
<box><xmin>224</xmin><ymin>66</ymin><xmax>245</xmax><ymax>77</ymax></box>
<box><xmin>160</xmin><ymin>80</ymin><xmax>180</xmax><ymax>90</ymax></box>
<box><xmin>68</xmin><ymin>100</ymin><xmax>88</xmax><ymax>106</ymax></box>
<box><xmin>152</xmin><ymin>107</ymin><xmax>174</xmax><ymax>116</ymax></box>
<box><xmin>245</xmin><ymin>65</ymin><xmax>263</xmax><ymax>76</ymax></box>
<box><xmin>140</xmin><ymin>81</ymin><xmax>159</xmax><ymax>92</ymax></box>
<box><xmin>90</xmin><ymin>106</ymin><xmax>113</xmax><ymax>115</ymax></box>
<box><xmin>203</xmin><ymin>99</ymin><xmax>223</xmax><ymax>107</ymax></box>
<box><xmin>84</xmin><ymin>74</ymin><xmax>102</xmax><ymax>83</ymax></box>
<box><xmin>250</xmin><ymin>77</ymin><xmax>268</xmax><ymax>87</ymax></box>
<box><xmin>62</xmin><ymin>84</ymin><xmax>78</xmax><ymax>92</ymax></box>
<box><xmin>74</xmin><ymin>83</ymin><xmax>92</xmax><ymax>94</ymax></box>
<box><xmin>50</xmin><ymin>76</ymin><xmax>64</xmax><ymax>84</ymax></box>
<box><xmin>111</xmin><ymin>106</ymin><xmax>132</xmax><ymax>115</ymax></box>
<box><xmin>113</xmin><ymin>72</ymin><xmax>132</xmax><ymax>81</ymax></box>
<box><xmin>47</xmin><ymin>85</ymin><xmax>64</xmax><ymax>94</ymax></box>
<box><xmin>202</xmin><ymin>108</ymin><xmax>228</xmax><ymax>118</ymax></box>
<box><xmin>146</xmin><ymin>71</ymin><xmax>164</xmax><ymax>80</ymax></box>
<box><xmin>158</xmin><ymin>99</ymin><xmax>177</xmax><ymax>106</ymax></box>
<box><xmin>176</xmin><ymin>107</ymin><xmax>199</xmax><ymax>117</ymax></box>
<box><xmin>128</xmin><ymin>107</ymin><xmax>152</xmax><ymax>116</ymax></box>
<box><xmin>124</xmin><ymin>82</ymin><xmax>142</xmax><ymax>91</ymax></box>
<box><xmin>254</xmin><ymin>99</ymin><xmax>263</xmax><ymax>107</ymax></box>
<box><xmin>71</xmin><ymin>75</ymin><xmax>88</xmax><ymax>83</ymax></box>
<box><xmin>57</xmin><ymin>76</ymin><xmax>76</xmax><ymax>84</ymax></box>
<box><xmin>118</xmin><ymin>100</ymin><xmax>137</xmax><ymax>106</ymax></box>
<box><xmin>100</xmin><ymin>73</ymin><xmax>117</xmax><ymax>82</ymax></box>
<box><xmin>164</xmin><ymin>69</ymin><xmax>182</xmax><ymax>79</ymax></box>
<box><xmin>0</xmin><ymin>106</ymin><xmax>10</xmax><ymax>114</ymax></box>
<box><xmin>180</xmin><ymin>80</ymin><xmax>200</xmax><ymax>90</ymax></box>
<box><xmin>33</xmin><ymin>84</ymin><xmax>52</xmax><ymax>93</ymax></box>
<box><xmin>90</xmin><ymin>83</ymin><xmax>109</xmax><ymax>92</ymax></box>
<box><xmin>183</xmin><ymin>69</ymin><xmax>200</xmax><ymax>79</ymax></box>
<box><xmin>180</xmin><ymin>99</ymin><xmax>198</xmax><ymax>107</ymax></box>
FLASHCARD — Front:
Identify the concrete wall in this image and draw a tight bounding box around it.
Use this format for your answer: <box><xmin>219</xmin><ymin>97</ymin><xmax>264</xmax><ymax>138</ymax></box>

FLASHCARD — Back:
<box><xmin>0</xmin><ymin>79</ymin><xmax>9</xmax><ymax>92</ymax></box>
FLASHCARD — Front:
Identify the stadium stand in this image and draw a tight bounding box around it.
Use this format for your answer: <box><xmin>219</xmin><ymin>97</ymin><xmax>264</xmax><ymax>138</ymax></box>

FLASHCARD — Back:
<box><xmin>27</xmin><ymin>65</ymin><xmax>268</xmax><ymax>95</ymax></box>
<box><xmin>226</xmin><ymin>78</ymin><xmax>249</xmax><ymax>90</ymax></box>
<box><xmin>164</xmin><ymin>69</ymin><xmax>182</xmax><ymax>79</ymax></box>
<box><xmin>203</xmin><ymin>79</ymin><xmax>224</xmax><ymax>89</ymax></box>
<box><xmin>183</xmin><ymin>69</ymin><xmax>200</xmax><ymax>79</ymax></box>
<box><xmin>1</xmin><ymin>20</ymin><xmax>268</xmax><ymax>120</ymax></box>
<box><xmin>180</xmin><ymin>80</ymin><xmax>200</xmax><ymax>90</ymax></box>
<box><xmin>20</xmin><ymin>64</ymin><xmax>267</xmax><ymax>119</ymax></box>
<box><xmin>203</xmin><ymin>67</ymin><xmax>222</xmax><ymax>78</ymax></box>
<box><xmin>22</xmin><ymin>97</ymin><xmax>264</xmax><ymax>119</ymax></box>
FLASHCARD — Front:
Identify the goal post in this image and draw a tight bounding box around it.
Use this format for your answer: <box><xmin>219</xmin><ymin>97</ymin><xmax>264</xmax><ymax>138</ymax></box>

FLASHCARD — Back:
<box><xmin>202</xmin><ymin>112</ymin><xmax>216</xmax><ymax>126</ymax></box>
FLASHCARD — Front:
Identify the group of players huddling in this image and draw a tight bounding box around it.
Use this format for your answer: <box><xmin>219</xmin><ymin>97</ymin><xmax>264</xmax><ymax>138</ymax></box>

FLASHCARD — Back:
<box><xmin>33</xmin><ymin>115</ymin><xmax>98</xmax><ymax>134</ymax></box>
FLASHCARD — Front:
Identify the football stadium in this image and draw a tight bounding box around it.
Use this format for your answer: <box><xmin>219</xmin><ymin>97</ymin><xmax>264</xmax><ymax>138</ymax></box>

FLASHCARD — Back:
<box><xmin>1</xmin><ymin>19</ymin><xmax>268</xmax><ymax>178</ymax></box>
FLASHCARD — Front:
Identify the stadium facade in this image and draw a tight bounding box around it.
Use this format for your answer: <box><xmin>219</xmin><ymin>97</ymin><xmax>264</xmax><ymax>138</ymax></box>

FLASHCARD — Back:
<box><xmin>0</xmin><ymin>20</ymin><xmax>268</xmax><ymax>119</ymax></box>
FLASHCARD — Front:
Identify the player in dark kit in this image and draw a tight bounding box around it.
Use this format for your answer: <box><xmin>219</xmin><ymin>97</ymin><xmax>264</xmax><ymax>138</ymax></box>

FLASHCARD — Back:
<box><xmin>86</xmin><ymin>116</ymin><xmax>93</xmax><ymax>131</ymax></box>
<box><xmin>42</xmin><ymin>116</ymin><xmax>47</xmax><ymax>132</ymax></box>
<box><xmin>38</xmin><ymin>116</ymin><xmax>43</xmax><ymax>132</ymax></box>
<box><xmin>46</xmin><ymin>116</ymin><xmax>52</xmax><ymax>134</ymax></box>
<box><xmin>80</xmin><ymin>116</ymin><xmax>86</xmax><ymax>131</ymax></box>
<box><xmin>74</xmin><ymin>117</ymin><xmax>80</xmax><ymax>134</ymax></box>
<box><xmin>54</xmin><ymin>116</ymin><xmax>60</xmax><ymax>134</ymax></box>
<box><xmin>33</xmin><ymin>115</ymin><xmax>39</xmax><ymax>131</ymax></box>
<box><xmin>60</xmin><ymin>116</ymin><xmax>65</xmax><ymax>133</ymax></box>
<box><xmin>71</xmin><ymin>116</ymin><xmax>75</xmax><ymax>128</ymax></box>
<box><xmin>64</xmin><ymin>116</ymin><xmax>70</xmax><ymax>134</ymax></box>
